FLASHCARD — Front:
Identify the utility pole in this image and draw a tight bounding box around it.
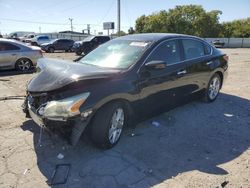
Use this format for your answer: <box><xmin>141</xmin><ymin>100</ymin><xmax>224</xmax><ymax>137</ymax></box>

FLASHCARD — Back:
<box><xmin>87</xmin><ymin>24</ymin><xmax>90</xmax><ymax>35</ymax></box>
<box><xmin>69</xmin><ymin>18</ymin><xmax>73</xmax><ymax>32</ymax></box>
<box><xmin>117</xmin><ymin>0</ymin><xmax>121</xmax><ymax>36</ymax></box>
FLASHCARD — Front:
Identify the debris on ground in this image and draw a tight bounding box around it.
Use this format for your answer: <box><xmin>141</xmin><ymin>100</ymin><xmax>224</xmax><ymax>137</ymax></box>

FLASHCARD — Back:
<box><xmin>224</xmin><ymin>113</ymin><xmax>234</xmax><ymax>117</ymax></box>
<box><xmin>151</xmin><ymin>121</ymin><xmax>160</xmax><ymax>127</ymax></box>
<box><xmin>221</xmin><ymin>180</ymin><xmax>229</xmax><ymax>187</ymax></box>
<box><xmin>0</xmin><ymin>95</ymin><xmax>25</xmax><ymax>101</ymax></box>
<box><xmin>23</xmin><ymin>169</ymin><xmax>29</xmax><ymax>175</ymax></box>
<box><xmin>57</xmin><ymin>153</ymin><xmax>65</xmax><ymax>160</ymax></box>
<box><xmin>49</xmin><ymin>164</ymin><xmax>71</xmax><ymax>185</ymax></box>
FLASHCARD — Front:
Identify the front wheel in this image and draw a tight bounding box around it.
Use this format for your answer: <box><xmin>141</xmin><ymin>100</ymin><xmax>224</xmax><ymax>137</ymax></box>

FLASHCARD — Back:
<box><xmin>76</xmin><ymin>51</ymin><xmax>82</xmax><ymax>56</ymax></box>
<box><xmin>90</xmin><ymin>102</ymin><xmax>127</xmax><ymax>149</ymax></box>
<box><xmin>48</xmin><ymin>47</ymin><xmax>55</xmax><ymax>53</ymax></box>
<box><xmin>204</xmin><ymin>73</ymin><xmax>222</xmax><ymax>102</ymax></box>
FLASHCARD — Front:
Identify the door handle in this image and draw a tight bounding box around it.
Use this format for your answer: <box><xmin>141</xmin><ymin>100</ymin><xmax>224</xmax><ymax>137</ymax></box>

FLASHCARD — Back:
<box><xmin>177</xmin><ymin>70</ymin><xmax>187</xmax><ymax>75</ymax></box>
<box><xmin>206</xmin><ymin>61</ymin><xmax>213</xmax><ymax>65</ymax></box>
<box><xmin>11</xmin><ymin>54</ymin><xmax>17</xmax><ymax>56</ymax></box>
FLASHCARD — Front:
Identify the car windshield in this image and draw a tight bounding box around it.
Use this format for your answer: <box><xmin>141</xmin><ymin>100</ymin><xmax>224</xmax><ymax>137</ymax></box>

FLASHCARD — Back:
<box><xmin>78</xmin><ymin>39</ymin><xmax>151</xmax><ymax>69</ymax></box>
<box><xmin>50</xmin><ymin>39</ymin><xmax>58</xmax><ymax>43</ymax></box>
<box><xmin>82</xmin><ymin>36</ymin><xmax>95</xmax><ymax>42</ymax></box>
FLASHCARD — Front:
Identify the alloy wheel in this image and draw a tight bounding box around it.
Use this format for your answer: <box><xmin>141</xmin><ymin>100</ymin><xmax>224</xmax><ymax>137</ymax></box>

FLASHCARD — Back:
<box><xmin>17</xmin><ymin>59</ymin><xmax>31</xmax><ymax>71</ymax></box>
<box><xmin>108</xmin><ymin>108</ymin><xmax>124</xmax><ymax>144</ymax></box>
<box><xmin>208</xmin><ymin>76</ymin><xmax>220</xmax><ymax>100</ymax></box>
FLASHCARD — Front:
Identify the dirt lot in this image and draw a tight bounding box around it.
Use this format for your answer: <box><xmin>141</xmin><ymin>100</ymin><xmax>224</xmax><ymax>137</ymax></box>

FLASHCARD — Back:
<box><xmin>0</xmin><ymin>49</ymin><xmax>250</xmax><ymax>188</ymax></box>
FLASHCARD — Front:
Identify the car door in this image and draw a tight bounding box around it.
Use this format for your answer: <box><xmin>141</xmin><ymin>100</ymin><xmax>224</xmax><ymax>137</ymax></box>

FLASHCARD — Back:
<box><xmin>137</xmin><ymin>39</ymin><xmax>188</xmax><ymax>110</ymax></box>
<box><xmin>61</xmin><ymin>39</ymin><xmax>69</xmax><ymax>50</ymax></box>
<box><xmin>0</xmin><ymin>42</ymin><xmax>20</xmax><ymax>68</ymax></box>
<box><xmin>181</xmin><ymin>38</ymin><xmax>213</xmax><ymax>93</ymax></box>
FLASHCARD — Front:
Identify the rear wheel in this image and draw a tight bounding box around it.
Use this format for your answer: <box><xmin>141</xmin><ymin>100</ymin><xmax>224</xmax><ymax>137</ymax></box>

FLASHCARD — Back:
<box><xmin>90</xmin><ymin>102</ymin><xmax>127</xmax><ymax>149</ymax></box>
<box><xmin>48</xmin><ymin>47</ymin><xmax>55</xmax><ymax>53</ymax></box>
<box><xmin>204</xmin><ymin>73</ymin><xmax>222</xmax><ymax>102</ymax></box>
<box><xmin>15</xmin><ymin>58</ymin><xmax>32</xmax><ymax>71</ymax></box>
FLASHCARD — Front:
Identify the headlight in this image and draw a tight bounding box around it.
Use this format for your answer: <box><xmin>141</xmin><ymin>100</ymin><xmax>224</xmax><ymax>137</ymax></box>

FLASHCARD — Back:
<box><xmin>43</xmin><ymin>92</ymin><xmax>90</xmax><ymax>119</ymax></box>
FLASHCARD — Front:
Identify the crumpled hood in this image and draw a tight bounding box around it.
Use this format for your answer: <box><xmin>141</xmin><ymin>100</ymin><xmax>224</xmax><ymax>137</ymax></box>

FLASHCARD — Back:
<box><xmin>28</xmin><ymin>58</ymin><xmax>121</xmax><ymax>92</ymax></box>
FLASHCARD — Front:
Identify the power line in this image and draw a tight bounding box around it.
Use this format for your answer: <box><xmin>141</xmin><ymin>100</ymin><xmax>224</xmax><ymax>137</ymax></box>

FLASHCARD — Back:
<box><xmin>0</xmin><ymin>18</ymin><xmax>102</xmax><ymax>27</ymax></box>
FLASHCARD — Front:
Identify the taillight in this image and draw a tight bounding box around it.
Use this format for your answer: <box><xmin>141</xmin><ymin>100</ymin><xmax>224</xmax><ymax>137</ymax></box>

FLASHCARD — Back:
<box><xmin>223</xmin><ymin>55</ymin><xmax>229</xmax><ymax>62</ymax></box>
<box><xmin>39</xmin><ymin>50</ymin><xmax>43</xmax><ymax>56</ymax></box>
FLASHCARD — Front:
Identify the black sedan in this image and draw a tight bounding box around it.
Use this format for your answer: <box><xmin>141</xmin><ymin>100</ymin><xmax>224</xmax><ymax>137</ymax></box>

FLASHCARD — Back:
<box><xmin>23</xmin><ymin>33</ymin><xmax>228</xmax><ymax>149</ymax></box>
<box><xmin>40</xmin><ymin>39</ymin><xmax>74</xmax><ymax>53</ymax></box>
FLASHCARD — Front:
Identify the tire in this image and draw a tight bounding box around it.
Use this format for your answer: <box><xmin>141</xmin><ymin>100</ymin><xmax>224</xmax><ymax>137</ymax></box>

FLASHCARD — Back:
<box><xmin>32</xmin><ymin>42</ymin><xmax>38</xmax><ymax>46</ymax></box>
<box><xmin>203</xmin><ymin>73</ymin><xmax>222</xmax><ymax>102</ymax></box>
<box><xmin>90</xmin><ymin>102</ymin><xmax>128</xmax><ymax>149</ymax></box>
<box><xmin>76</xmin><ymin>51</ymin><xmax>82</xmax><ymax>56</ymax></box>
<box><xmin>48</xmin><ymin>47</ymin><xmax>55</xmax><ymax>53</ymax></box>
<box><xmin>15</xmin><ymin>58</ymin><xmax>32</xmax><ymax>72</ymax></box>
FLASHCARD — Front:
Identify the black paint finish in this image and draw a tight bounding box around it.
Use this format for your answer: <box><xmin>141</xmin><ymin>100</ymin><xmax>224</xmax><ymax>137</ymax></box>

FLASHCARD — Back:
<box><xmin>25</xmin><ymin>33</ymin><xmax>228</xmax><ymax>143</ymax></box>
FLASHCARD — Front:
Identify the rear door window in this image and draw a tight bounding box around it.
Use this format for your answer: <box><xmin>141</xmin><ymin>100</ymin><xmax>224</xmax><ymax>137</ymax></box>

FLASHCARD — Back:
<box><xmin>0</xmin><ymin>42</ymin><xmax>20</xmax><ymax>51</ymax></box>
<box><xmin>147</xmin><ymin>40</ymin><xmax>181</xmax><ymax>65</ymax></box>
<box><xmin>182</xmin><ymin>39</ymin><xmax>205</xmax><ymax>60</ymax></box>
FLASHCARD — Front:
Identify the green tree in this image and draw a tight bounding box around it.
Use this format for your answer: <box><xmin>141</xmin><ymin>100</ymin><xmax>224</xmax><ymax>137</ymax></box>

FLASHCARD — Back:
<box><xmin>135</xmin><ymin>5</ymin><xmax>222</xmax><ymax>37</ymax></box>
<box><xmin>128</xmin><ymin>27</ymin><xmax>135</xmax><ymax>34</ymax></box>
<box><xmin>220</xmin><ymin>18</ymin><xmax>250</xmax><ymax>37</ymax></box>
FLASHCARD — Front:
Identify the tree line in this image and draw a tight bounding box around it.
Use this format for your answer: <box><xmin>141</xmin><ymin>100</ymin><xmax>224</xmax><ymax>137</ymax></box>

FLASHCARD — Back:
<box><xmin>128</xmin><ymin>5</ymin><xmax>250</xmax><ymax>38</ymax></box>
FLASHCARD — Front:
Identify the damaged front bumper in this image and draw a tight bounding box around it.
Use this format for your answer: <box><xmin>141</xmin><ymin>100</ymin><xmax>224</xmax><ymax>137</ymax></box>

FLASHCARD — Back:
<box><xmin>23</xmin><ymin>94</ymin><xmax>93</xmax><ymax>146</ymax></box>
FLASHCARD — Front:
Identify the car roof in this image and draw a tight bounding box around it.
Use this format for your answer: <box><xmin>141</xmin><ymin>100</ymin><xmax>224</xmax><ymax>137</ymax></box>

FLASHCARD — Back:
<box><xmin>115</xmin><ymin>33</ymin><xmax>200</xmax><ymax>42</ymax></box>
<box><xmin>0</xmin><ymin>38</ymin><xmax>32</xmax><ymax>49</ymax></box>
<box><xmin>0</xmin><ymin>38</ymin><xmax>24</xmax><ymax>44</ymax></box>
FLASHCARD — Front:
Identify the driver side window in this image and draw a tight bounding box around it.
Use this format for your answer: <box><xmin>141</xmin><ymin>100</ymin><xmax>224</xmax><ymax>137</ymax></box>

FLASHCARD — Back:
<box><xmin>147</xmin><ymin>40</ymin><xmax>181</xmax><ymax>65</ymax></box>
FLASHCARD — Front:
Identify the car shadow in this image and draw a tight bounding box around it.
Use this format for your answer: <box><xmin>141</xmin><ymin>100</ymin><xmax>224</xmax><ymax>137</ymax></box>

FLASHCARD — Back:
<box><xmin>0</xmin><ymin>69</ymin><xmax>35</xmax><ymax>76</ymax></box>
<box><xmin>21</xmin><ymin>93</ymin><xmax>250</xmax><ymax>187</ymax></box>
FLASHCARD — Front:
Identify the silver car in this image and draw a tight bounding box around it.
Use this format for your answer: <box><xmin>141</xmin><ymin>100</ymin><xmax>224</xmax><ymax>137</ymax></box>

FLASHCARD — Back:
<box><xmin>0</xmin><ymin>39</ymin><xmax>43</xmax><ymax>71</ymax></box>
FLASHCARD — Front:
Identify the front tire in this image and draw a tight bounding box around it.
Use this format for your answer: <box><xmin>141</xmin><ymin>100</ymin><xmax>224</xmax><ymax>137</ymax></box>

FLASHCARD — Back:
<box><xmin>48</xmin><ymin>47</ymin><xmax>55</xmax><ymax>53</ymax></box>
<box><xmin>90</xmin><ymin>102</ymin><xmax>127</xmax><ymax>149</ymax></box>
<box><xmin>204</xmin><ymin>73</ymin><xmax>222</xmax><ymax>102</ymax></box>
<box><xmin>76</xmin><ymin>51</ymin><xmax>82</xmax><ymax>56</ymax></box>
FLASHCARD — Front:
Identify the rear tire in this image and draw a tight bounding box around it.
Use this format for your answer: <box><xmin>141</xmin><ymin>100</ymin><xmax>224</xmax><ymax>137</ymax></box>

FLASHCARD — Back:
<box><xmin>90</xmin><ymin>102</ymin><xmax>127</xmax><ymax>149</ymax></box>
<box><xmin>15</xmin><ymin>58</ymin><xmax>32</xmax><ymax>72</ymax></box>
<box><xmin>203</xmin><ymin>73</ymin><xmax>222</xmax><ymax>102</ymax></box>
<box><xmin>48</xmin><ymin>47</ymin><xmax>55</xmax><ymax>53</ymax></box>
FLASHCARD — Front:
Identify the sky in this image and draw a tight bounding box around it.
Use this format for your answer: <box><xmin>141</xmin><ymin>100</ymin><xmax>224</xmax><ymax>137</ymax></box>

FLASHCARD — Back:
<box><xmin>0</xmin><ymin>0</ymin><xmax>250</xmax><ymax>35</ymax></box>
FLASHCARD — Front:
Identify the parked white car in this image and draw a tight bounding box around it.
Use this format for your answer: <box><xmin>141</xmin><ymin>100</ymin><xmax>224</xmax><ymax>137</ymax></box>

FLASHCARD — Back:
<box><xmin>30</xmin><ymin>35</ymin><xmax>50</xmax><ymax>46</ymax></box>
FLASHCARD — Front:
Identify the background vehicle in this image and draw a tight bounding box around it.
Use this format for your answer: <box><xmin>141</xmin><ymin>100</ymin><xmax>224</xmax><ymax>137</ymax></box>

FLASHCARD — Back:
<box><xmin>40</xmin><ymin>39</ymin><xmax>75</xmax><ymax>53</ymax></box>
<box><xmin>213</xmin><ymin>39</ymin><xmax>225</xmax><ymax>48</ymax></box>
<box><xmin>0</xmin><ymin>38</ymin><xmax>43</xmax><ymax>71</ymax></box>
<box><xmin>8</xmin><ymin>31</ymin><xmax>35</xmax><ymax>38</ymax></box>
<box><xmin>30</xmin><ymin>35</ymin><xmax>50</xmax><ymax>46</ymax></box>
<box><xmin>72</xmin><ymin>35</ymin><xmax>110</xmax><ymax>55</ymax></box>
<box><xmin>24</xmin><ymin>33</ymin><xmax>228</xmax><ymax>149</ymax></box>
<box><xmin>20</xmin><ymin>34</ymin><xmax>36</xmax><ymax>43</ymax></box>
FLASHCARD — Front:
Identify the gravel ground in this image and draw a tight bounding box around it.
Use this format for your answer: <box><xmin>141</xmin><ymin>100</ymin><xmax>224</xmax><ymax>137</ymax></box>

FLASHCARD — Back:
<box><xmin>0</xmin><ymin>49</ymin><xmax>250</xmax><ymax>188</ymax></box>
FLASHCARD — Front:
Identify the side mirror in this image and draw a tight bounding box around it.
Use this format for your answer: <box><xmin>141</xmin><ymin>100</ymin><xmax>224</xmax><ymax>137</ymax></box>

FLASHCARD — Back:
<box><xmin>145</xmin><ymin>60</ymin><xmax>166</xmax><ymax>70</ymax></box>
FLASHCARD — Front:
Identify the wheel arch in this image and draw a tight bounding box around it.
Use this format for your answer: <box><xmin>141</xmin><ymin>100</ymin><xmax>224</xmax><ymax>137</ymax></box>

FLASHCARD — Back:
<box><xmin>88</xmin><ymin>97</ymin><xmax>135</xmax><ymax>129</ymax></box>
<box><xmin>214</xmin><ymin>71</ymin><xmax>224</xmax><ymax>88</ymax></box>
